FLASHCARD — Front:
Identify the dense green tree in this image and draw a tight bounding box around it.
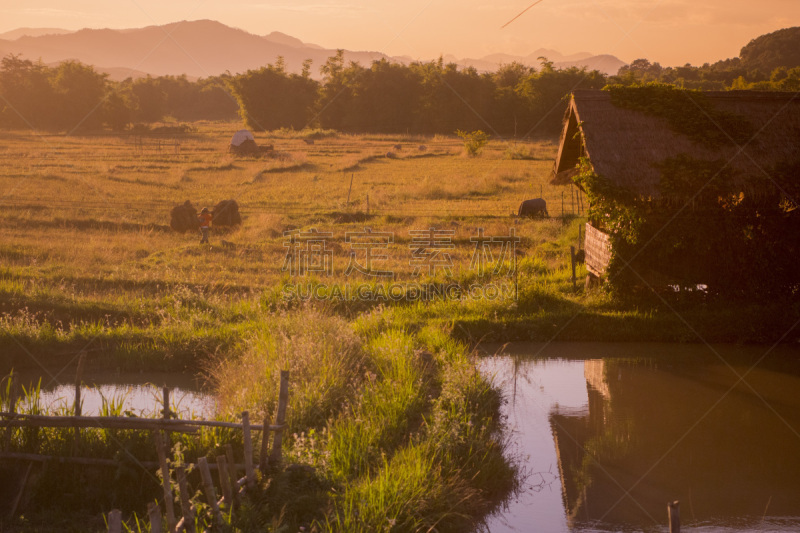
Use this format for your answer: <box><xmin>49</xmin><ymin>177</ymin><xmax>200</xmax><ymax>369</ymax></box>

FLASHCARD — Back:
<box><xmin>0</xmin><ymin>55</ymin><xmax>54</xmax><ymax>129</ymax></box>
<box><xmin>740</xmin><ymin>27</ymin><xmax>800</xmax><ymax>77</ymax></box>
<box><xmin>228</xmin><ymin>57</ymin><xmax>319</xmax><ymax>131</ymax></box>
<box><xmin>50</xmin><ymin>60</ymin><xmax>107</xmax><ymax>131</ymax></box>
<box><xmin>516</xmin><ymin>61</ymin><xmax>606</xmax><ymax>135</ymax></box>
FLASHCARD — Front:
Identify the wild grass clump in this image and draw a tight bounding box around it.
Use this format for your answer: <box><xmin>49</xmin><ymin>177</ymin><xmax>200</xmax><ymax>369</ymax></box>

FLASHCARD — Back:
<box><xmin>503</xmin><ymin>143</ymin><xmax>537</xmax><ymax>160</ymax></box>
<box><xmin>300</xmin><ymin>128</ymin><xmax>339</xmax><ymax>140</ymax></box>
<box><xmin>323</xmin><ymin>327</ymin><xmax>515</xmax><ymax>532</ymax></box>
<box><xmin>213</xmin><ymin>307</ymin><xmax>367</xmax><ymax>430</ymax></box>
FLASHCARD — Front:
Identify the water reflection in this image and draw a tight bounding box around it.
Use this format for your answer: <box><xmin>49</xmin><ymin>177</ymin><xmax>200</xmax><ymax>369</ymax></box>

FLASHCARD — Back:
<box><xmin>480</xmin><ymin>343</ymin><xmax>800</xmax><ymax>532</ymax></box>
<box><xmin>3</xmin><ymin>369</ymin><xmax>215</xmax><ymax>418</ymax></box>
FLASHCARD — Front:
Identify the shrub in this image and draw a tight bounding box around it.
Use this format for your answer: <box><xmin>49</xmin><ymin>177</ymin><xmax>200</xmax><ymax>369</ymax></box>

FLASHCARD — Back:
<box><xmin>455</xmin><ymin>130</ymin><xmax>490</xmax><ymax>156</ymax></box>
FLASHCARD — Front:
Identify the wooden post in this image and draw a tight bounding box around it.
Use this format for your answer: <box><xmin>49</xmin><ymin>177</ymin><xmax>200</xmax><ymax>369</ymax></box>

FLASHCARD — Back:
<box><xmin>270</xmin><ymin>371</ymin><xmax>290</xmax><ymax>465</ymax></box>
<box><xmin>162</xmin><ymin>387</ymin><xmax>171</xmax><ymax>420</ymax></box>
<box><xmin>74</xmin><ymin>351</ymin><xmax>86</xmax><ymax>416</ymax></box>
<box><xmin>570</xmin><ymin>246</ymin><xmax>577</xmax><ymax>290</ymax></box>
<box><xmin>198</xmin><ymin>457</ymin><xmax>223</xmax><ymax>526</ymax></box>
<box><xmin>154</xmin><ymin>432</ymin><xmax>177</xmax><ymax>532</ymax></box>
<box><xmin>216</xmin><ymin>455</ymin><xmax>234</xmax><ymax>506</ymax></box>
<box><xmin>242</xmin><ymin>411</ymin><xmax>256</xmax><ymax>488</ymax></box>
<box><xmin>108</xmin><ymin>509</ymin><xmax>122</xmax><ymax>533</ymax></box>
<box><xmin>225</xmin><ymin>444</ymin><xmax>238</xmax><ymax>491</ymax></box>
<box><xmin>346</xmin><ymin>173</ymin><xmax>354</xmax><ymax>208</ymax></box>
<box><xmin>147</xmin><ymin>502</ymin><xmax>162</xmax><ymax>533</ymax></box>
<box><xmin>176</xmin><ymin>465</ymin><xmax>195</xmax><ymax>533</ymax></box>
<box><xmin>73</xmin><ymin>351</ymin><xmax>86</xmax><ymax>454</ymax></box>
<box><xmin>577</xmin><ymin>225</ymin><xmax>582</xmax><ymax>250</ymax></box>
<box><xmin>572</xmin><ymin>185</ymin><xmax>576</xmax><ymax>215</ymax></box>
<box><xmin>668</xmin><ymin>500</ymin><xmax>680</xmax><ymax>533</ymax></box>
<box><xmin>259</xmin><ymin>414</ymin><xmax>271</xmax><ymax>474</ymax></box>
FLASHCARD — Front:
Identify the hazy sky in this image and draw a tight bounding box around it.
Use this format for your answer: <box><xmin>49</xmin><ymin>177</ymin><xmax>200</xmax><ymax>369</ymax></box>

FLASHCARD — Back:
<box><xmin>1</xmin><ymin>0</ymin><xmax>798</xmax><ymax>65</ymax></box>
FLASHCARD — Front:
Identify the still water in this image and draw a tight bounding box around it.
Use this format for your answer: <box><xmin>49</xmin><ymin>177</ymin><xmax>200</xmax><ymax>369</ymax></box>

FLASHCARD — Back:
<box><xmin>5</xmin><ymin>369</ymin><xmax>215</xmax><ymax>418</ymax></box>
<box><xmin>479</xmin><ymin>343</ymin><xmax>800</xmax><ymax>532</ymax></box>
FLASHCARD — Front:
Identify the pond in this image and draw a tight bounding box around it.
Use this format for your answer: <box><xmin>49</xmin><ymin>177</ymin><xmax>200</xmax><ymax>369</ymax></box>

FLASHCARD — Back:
<box><xmin>479</xmin><ymin>342</ymin><xmax>800</xmax><ymax>532</ymax></box>
<box><xmin>3</xmin><ymin>368</ymin><xmax>215</xmax><ymax>418</ymax></box>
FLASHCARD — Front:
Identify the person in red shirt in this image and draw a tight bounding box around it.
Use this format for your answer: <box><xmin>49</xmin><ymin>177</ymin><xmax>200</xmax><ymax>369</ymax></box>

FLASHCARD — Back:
<box><xmin>198</xmin><ymin>207</ymin><xmax>212</xmax><ymax>244</ymax></box>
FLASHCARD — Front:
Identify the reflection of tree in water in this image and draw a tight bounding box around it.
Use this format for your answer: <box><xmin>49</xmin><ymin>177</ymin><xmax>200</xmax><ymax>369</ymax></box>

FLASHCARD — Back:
<box><xmin>551</xmin><ymin>357</ymin><xmax>800</xmax><ymax>530</ymax></box>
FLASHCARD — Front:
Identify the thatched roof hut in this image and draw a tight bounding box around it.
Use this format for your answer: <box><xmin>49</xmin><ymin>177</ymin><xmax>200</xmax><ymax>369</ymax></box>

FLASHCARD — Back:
<box><xmin>552</xmin><ymin>89</ymin><xmax>800</xmax><ymax>292</ymax></box>
<box><xmin>552</xmin><ymin>89</ymin><xmax>800</xmax><ymax>201</ymax></box>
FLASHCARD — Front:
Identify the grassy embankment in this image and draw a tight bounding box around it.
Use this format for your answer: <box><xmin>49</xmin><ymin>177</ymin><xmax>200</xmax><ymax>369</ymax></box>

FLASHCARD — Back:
<box><xmin>1</xmin><ymin>123</ymin><xmax>798</xmax><ymax>530</ymax></box>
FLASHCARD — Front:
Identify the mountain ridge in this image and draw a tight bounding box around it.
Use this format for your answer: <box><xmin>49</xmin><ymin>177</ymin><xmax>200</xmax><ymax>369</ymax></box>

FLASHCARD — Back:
<box><xmin>0</xmin><ymin>20</ymin><xmax>626</xmax><ymax>80</ymax></box>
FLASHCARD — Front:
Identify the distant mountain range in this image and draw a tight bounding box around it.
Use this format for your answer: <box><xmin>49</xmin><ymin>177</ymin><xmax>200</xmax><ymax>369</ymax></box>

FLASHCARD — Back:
<box><xmin>0</xmin><ymin>20</ymin><xmax>627</xmax><ymax>81</ymax></box>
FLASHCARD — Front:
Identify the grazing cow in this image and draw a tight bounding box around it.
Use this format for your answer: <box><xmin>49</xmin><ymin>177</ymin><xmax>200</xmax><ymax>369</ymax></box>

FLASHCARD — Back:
<box><xmin>518</xmin><ymin>198</ymin><xmax>549</xmax><ymax>218</ymax></box>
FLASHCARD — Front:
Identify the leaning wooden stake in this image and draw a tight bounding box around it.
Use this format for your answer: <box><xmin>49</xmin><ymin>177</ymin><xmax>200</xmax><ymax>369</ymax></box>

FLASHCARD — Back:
<box><xmin>570</xmin><ymin>246</ymin><xmax>577</xmax><ymax>290</ymax></box>
<box><xmin>216</xmin><ymin>455</ymin><xmax>234</xmax><ymax>505</ymax></box>
<box><xmin>225</xmin><ymin>444</ymin><xmax>238</xmax><ymax>492</ymax></box>
<box><xmin>108</xmin><ymin>509</ymin><xmax>122</xmax><ymax>533</ymax></box>
<box><xmin>176</xmin><ymin>464</ymin><xmax>196</xmax><ymax>533</ymax></box>
<box><xmin>147</xmin><ymin>502</ymin><xmax>162</xmax><ymax>533</ymax></box>
<box><xmin>242</xmin><ymin>411</ymin><xmax>256</xmax><ymax>488</ymax></box>
<box><xmin>198</xmin><ymin>457</ymin><xmax>224</xmax><ymax>526</ymax></box>
<box><xmin>668</xmin><ymin>500</ymin><xmax>680</xmax><ymax>533</ymax></box>
<box><xmin>346</xmin><ymin>173</ymin><xmax>354</xmax><ymax>208</ymax></box>
<box><xmin>259</xmin><ymin>413</ymin><xmax>271</xmax><ymax>474</ymax></box>
<box><xmin>154</xmin><ymin>432</ymin><xmax>177</xmax><ymax>532</ymax></box>
<box><xmin>270</xmin><ymin>371</ymin><xmax>290</xmax><ymax>465</ymax></box>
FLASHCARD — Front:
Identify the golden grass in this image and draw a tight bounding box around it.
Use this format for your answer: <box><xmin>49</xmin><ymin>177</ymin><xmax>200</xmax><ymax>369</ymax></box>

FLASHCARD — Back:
<box><xmin>0</xmin><ymin>124</ymin><xmax>577</xmax><ymax>312</ymax></box>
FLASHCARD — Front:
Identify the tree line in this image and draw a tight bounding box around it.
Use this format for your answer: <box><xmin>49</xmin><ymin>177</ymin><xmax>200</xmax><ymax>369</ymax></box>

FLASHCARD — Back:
<box><xmin>1</xmin><ymin>25</ymin><xmax>798</xmax><ymax>136</ymax></box>
<box><xmin>0</xmin><ymin>54</ymin><xmax>237</xmax><ymax>132</ymax></box>
<box><xmin>228</xmin><ymin>52</ymin><xmax>606</xmax><ymax>136</ymax></box>
<box><xmin>610</xmin><ymin>26</ymin><xmax>800</xmax><ymax>90</ymax></box>
<box><xmin>0</xmin><ymin>52</ymin><xmax>607</xmax><ymax>137</ymax></box>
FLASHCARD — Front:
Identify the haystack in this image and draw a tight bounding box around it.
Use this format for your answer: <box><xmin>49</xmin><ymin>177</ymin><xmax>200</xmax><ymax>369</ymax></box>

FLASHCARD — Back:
<box><xmin>170</xmin><ymin>200</ymin><xmax>198</xmax><ymax>233</ymax></box>
<box><xmin>229</xmin><ymin>129</ymin><xmax>273</xmax><ymax>156</ymax></box>
<box><xmin>213</xmin><ymin>199</ymin><xmax>242</xmax><ymax>227</ymax></box>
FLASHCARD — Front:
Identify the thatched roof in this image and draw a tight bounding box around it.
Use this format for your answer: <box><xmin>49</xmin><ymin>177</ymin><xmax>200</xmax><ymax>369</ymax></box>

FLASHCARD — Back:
<box><xmin>552</xmin><ymin>90</ymin><xmax>800</xmax><ymax>199</ymax></box>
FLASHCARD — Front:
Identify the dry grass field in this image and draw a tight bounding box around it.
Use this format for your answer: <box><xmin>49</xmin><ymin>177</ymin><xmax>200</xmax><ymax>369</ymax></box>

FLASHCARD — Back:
<box><xmin>0</xmin><ymin>123</ymin><xmax>582</xmax><ymax>330</ymax></box>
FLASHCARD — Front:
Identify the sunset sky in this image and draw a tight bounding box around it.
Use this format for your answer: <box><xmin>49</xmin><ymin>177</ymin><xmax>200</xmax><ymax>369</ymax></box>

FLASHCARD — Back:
<box><xmin>1</xmin><ymin>0</ymin><xmax>798</xmax><ymax>66</ymax></box>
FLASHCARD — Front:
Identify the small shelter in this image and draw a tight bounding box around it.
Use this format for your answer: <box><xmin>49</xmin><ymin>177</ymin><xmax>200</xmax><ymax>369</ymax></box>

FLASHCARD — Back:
<box><xmin>552</xmin><ymin>88</ymin><xmax>800</xmax><ymax>295</ymax></box>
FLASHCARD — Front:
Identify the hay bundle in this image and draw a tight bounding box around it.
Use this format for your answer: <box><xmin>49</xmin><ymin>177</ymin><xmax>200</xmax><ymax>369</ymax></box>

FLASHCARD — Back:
<box><xmin>170</xmin><ymin>200</ymin><xmax>199</xmax><ymax>233</ymax></box>
<box><xmin>230</xmin><ymin>138</ymin><xmax>259</xmax><ymax>155</ymax></box>
<box><xmin>213</xmin><ymin>199</ymin><xmax>242</xmax><ymax>227</ymax></box>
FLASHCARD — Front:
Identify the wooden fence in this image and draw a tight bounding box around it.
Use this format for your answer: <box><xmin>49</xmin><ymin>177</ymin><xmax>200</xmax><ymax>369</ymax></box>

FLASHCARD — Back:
<box><xmin>584</xmin><ymin>222</ymin><xmax>612</xmax><ymax>277</ymax></box>
<box><xmin>1</xmin><ymin>365</ymin><xmax>290</xmax><ymax>532</ymax></box>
